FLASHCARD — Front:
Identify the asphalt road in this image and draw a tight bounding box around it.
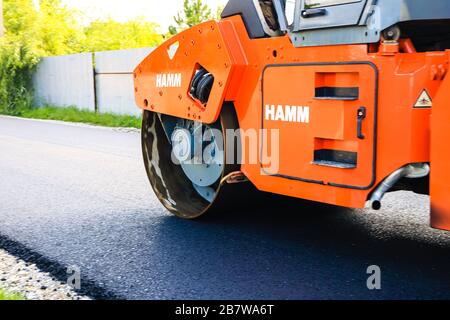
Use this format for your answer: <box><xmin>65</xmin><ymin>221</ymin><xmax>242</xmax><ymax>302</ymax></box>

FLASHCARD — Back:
<box><xmin>1</xmin><ymin>115</ymin><xmax>450</xmax><ymax>300</ymax></box>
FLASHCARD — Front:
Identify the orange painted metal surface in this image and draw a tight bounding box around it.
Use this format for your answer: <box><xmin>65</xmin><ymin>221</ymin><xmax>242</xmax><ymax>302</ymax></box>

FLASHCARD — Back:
<box><xmin>261</xmin><ymin>63</ymin><xmax>376</xmax><ymax>189</ymax></box>
<box><xmin>134</xmin><ymin>20</ymin><xmax>246</xmax><ymax>124</ymax></box>
<box><xmin>431</xmin><ymin>50</ymin><xmax>450</xmax><ymax>231</ymax></box>
<box><xmin>134</xmin><ymin>16</ymin><xmax>450</xmax><ymax>218</ymax></box>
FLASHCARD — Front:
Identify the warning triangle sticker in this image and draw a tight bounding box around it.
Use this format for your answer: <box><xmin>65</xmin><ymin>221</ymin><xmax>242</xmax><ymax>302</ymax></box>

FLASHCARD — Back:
<box><xmin>414</xmin><ymin>90</ymin><xmax>432</xmax><ymax>108</ymax></box>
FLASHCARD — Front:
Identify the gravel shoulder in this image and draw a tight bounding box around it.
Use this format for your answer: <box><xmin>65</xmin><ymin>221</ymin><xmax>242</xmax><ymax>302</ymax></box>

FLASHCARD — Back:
<box><xmin>0</xmin><ymin>249</ymin><xmax>90</xmax><ymax>300</ymax></box>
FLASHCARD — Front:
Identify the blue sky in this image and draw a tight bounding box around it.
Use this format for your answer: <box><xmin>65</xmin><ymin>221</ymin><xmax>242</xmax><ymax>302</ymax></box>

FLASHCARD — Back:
<box><xmin>62</xmin><ymin>0</ymin><xmax>228</xmax><ymax>31</ymax></box>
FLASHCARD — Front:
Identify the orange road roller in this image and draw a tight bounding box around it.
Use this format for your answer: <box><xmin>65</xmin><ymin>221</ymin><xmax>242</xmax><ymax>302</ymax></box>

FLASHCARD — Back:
<box><xmin>134</xmin><ymin>0</ymin><xmax>450</xmax><ymax>231</ymax></box>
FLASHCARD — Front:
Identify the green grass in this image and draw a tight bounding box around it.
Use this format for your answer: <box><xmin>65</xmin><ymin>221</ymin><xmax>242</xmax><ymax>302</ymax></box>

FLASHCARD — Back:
<box><xmin>3</xmin><ymin>106</ymin><xmax>142</xmax><ymax>129</ymax></box>
<box><xmin>0</xmin><ymin>289</ymin><xmax>24</xmax><ymax>300</ymax></box>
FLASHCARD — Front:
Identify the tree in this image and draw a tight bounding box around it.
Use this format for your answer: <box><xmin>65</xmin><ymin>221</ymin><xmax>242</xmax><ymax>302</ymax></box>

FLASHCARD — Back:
<box><xmin>82</xmin><ymin>18</ymin><xmax>163</xmax><ymax>52</ymax></box>
<box><xmin>37</xmin><ymin>0</ymin><xmax>85</xmax><ymax>55</ymax></box>
<box><xmin>0</xmin><ymin>0</ymin><xmax>40</xmax><ymax>114</ymax></box>
<box><xmin>2</xmin><ymin>0</ymin><xmax>85</xmax><ymax>56</ymax></box>
<box><xmin>216</xmin><ymin>5</ymin><xmax>225</xmax><ymax>20</ymax></box>
<box><xmin>169</xmin><ymin>0</ymin><xmax>214</xmax><ymax>35</ymax></box>
<box><xmin>2</xmin><ymin>0</ymin><xmax>39</xmax><ymax>45</ymax></box>
<box><xmin>3</xmin><ymin>0</ymin><xmax>163</xmax><ymax>55</ymax></box>
<box><xmin>0</xmin><ymin>0</ymin><xmax>164</xmax><ymax>114</ymax></box>
<box><xmin>0</xmin><ymin>0</ymin><xmax>4</xmax><ymax>37</ymax></box>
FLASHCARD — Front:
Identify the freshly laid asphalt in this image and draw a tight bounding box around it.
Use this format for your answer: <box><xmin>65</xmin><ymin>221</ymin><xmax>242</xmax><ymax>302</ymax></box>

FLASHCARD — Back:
<box><xmin>0</xmin><ymin>115</ymin><xmax>449</xmax><ymax>300</ymax></box>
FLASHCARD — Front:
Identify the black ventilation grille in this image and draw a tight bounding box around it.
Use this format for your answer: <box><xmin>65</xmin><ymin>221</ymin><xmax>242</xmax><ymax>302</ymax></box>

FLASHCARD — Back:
<box><xmin>315</xmin><ymin>87</ymin><xmax>359</xmax><ymax>100</ymax></box>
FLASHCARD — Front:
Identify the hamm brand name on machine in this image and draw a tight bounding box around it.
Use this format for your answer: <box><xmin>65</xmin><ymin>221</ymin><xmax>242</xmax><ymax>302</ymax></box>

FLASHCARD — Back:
<box><xmin>156</xmin><ymin>73</ymin><xmax>182</xmax><ymax>88</ymax></box>
<box><xmin>265</xmin><ymin>105</ymin><xmax>310</xmax><ymax>123</ymax></box>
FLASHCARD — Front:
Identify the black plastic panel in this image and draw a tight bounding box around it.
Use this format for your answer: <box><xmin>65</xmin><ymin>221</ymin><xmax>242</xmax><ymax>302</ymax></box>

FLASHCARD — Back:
<box><xmin>221</xmin><ymin>0</ymin><xmax>267</xmax><ymax>39</ymax></box>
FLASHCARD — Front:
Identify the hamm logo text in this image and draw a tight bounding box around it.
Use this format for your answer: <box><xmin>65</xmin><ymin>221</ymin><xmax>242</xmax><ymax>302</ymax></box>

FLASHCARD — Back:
<box><xmin>156</xmin><ymin>73</ymin><xmax>182</xmax><ymax>88</ymax></box>
<box><xmin>265</xmin><ymin>105</ymin><xmax>310</xmax><ymax>123</ymax></box>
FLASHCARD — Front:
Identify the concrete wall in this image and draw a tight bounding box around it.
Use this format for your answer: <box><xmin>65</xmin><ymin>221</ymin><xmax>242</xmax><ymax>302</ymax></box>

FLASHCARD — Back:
<box><xmin>33</xmin><ymin>53</ymin><xmax>96</xmax><ymax>111</ymax></box>
<box><xmin>94</xmin><ymin>48</ymin><xmax>153</xmax><ymax>116</ymax></box>
<box><xmin>32</xmin><ymin>48</ymin><xmax>153</xmax><ymax>116</ymax></box>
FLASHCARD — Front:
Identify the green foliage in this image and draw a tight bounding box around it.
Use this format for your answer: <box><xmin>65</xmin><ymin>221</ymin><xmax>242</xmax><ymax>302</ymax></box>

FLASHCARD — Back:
<box><xmin>19</xmin><ymin>106</ymin><xmax>142</xmax><ymax>129</ymax></box>
<box><xmin>82</xmin><ymin>18</ymin><xmax>163</xmax><ymax>52</ymax></box>
<box><xmin>3</xmin><ymin>0</ymin><xmax>164</xmax><ymax>56</ymax></box>
<box><xmin>216</xmin><ymin>5</ymin><xmax>225</xmax><ymax>20</ymax></box>
<box><xmin>3</xmin><ymin>0</ymin><xmax>81</xmax><ymax>57</ymax></box>
<box><xmin>0</xmin><ymin>38</ymin><xmax>39</xmax><ymax>115</ymax></box>
<box><xmin>0</xmin><ymin>0</ymin><xmax>39</xmax><ymax>114</ymax></box>
<box><xmin>169</xmin><ymin>0</ymin><xmax>215</xmax><ymax>35</ymax></box>
<box><xmin>2</xmin><ymin>0</ymin><xmax>39</xmax><ymax>47</ymax></box>
<box><xmin>0</xmin><ymin>288</ymin><xmax>24</xmax><ymax>300</ymax></box>
<box><xmin>37</xmin><ymin>0</ymin><xmax>85</xmax><ymax>56</ymax></box>
<box><xmin>0</xmin><ymin>0</ymin><xmax>164</xmax><ymax>115</ymax></box>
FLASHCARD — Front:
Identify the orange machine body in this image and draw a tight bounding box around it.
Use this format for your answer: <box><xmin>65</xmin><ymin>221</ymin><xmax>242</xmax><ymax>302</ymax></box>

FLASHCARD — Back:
<box><xmin>134</xmin><ymin>17</ymin><xmax>450</xmax><ymax>230</ymax></box>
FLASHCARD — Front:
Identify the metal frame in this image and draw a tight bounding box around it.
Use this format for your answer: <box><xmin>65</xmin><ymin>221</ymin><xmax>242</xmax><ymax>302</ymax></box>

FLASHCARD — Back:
<box><xmin>287</xmin><ymin>0</ymin><xmax>450</xmax><ymax>47</ymax></box>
